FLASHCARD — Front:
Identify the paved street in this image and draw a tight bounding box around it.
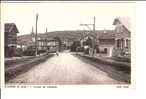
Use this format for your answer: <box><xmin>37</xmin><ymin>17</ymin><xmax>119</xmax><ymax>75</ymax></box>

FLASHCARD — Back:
<box><xmin>8</xmin><ymin>52</ymin><xmax>126</xmax><ymax>84</ymax></box>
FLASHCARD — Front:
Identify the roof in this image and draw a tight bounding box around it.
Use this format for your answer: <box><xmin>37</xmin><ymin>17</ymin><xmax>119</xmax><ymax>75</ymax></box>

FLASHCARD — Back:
<box><xmin>80</xmin><ymin>30</ymin><xmax>116</xmax><ymax>40</ymax></box>
<box><xmin>17</xmin><ymin>33</ymin><xmax>57</xmax><ymax>45</ymax></box>
<box><xmin>5</xmin><ymin>23</ymin><xmax>19</xmax><ymax>33</ymax></box>
<box><xmin>98</xmin><ymin>32</ymin><xmax>115</xmax><ymax>39</ymax></box>
<box><xmin>17</xmin><ymin>34</ymin><xmax>34</xmax><ymax>45</ymax></box>
<box><xmin>113</xmin><ymin>17</ymin><xmax>130</xmax><ymax>32</ymax></box>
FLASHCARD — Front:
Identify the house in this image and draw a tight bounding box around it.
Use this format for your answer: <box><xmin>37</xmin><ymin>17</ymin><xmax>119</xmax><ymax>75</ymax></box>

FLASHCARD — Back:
<box><xmin>80</xmin><ymin>30</ymin><xmax>107</xmax><ymax>56</ymax></box>
<box><xmin>98</xmin><ymin>31</ymin><xmax>116</xmax><ymax>57</ymax></box>
<box><xmin>97</xmin><ymin>17</ymin><xmax>131</xmax><ymax>57</ymax></box>
<box><xmin>62</xmin><ymin>39</ymin><xmax>73</xmax><ymax>49</ymax></box>
<box><xmin>17</xmin><ymin>33</ymin><xmax>59</xmax><ymax>54</ymax></box>
<box><xmin>79</xmin><ymin>30</ymin><xmax>116</xmax><ymax>56</ymax></box>
<box><xmin>113</xmin><ymin>17</ymin><xmax>131</xmax><ymax>57</ymax></box>
<box><xmin>5</xmin><ymin>23</ymin><xmax>19</xmax><ymax>57</ymax></box>
<box><xmin>37</xmin><ymin>37</ymin><xmax>59</xmax><ymax>53</ymax></box>
<box><xmin>17</xmin><ymin>32</ymin><xmax>35</xmax><ymax>51</ymax></box>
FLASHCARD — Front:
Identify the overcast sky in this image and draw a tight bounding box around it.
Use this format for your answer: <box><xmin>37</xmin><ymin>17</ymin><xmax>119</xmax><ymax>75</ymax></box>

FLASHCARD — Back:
<box><xmin>1</xmin><ymin>2</ymin><xmax>135</xmax><ymax>35</ymax></box>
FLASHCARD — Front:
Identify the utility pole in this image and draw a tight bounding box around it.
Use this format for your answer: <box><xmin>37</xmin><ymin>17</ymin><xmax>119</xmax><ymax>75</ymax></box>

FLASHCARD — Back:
<box><xmin>45</xmin><ymin>27</ymin><xmax>48</xmax><ymax>53</ymax></box>
<box><xmin>80</xmin><ymin>17</ymin><xmax>96</xmax><ymax>33</ymax></box>
<box><xmin>93</xmin><ymin>16</ymin><xmax>96</xmax><ymax>32</ymax></box>
<box><xmin>46</xmin><ymin>27</ymin><xmax>48</xmax><ymax>33</ymax></box>
<box><xmin>35</xmin><ymin>13</ymin><xmax>38</xmax><ymax>56</ymax></box>
<box><xmin>92</xmin><ymin>17</ymin><xmax>96</xmax><ymax>56</ymax></box>
<box><xmin>32</xmin><ymin>26</ymin><xmax>34</xmax><ymax>33</ymax></box>
<box><xmin>80</xmin><ymin>17</ymin><xmax>96</xmax><ymax>56</ymax></box>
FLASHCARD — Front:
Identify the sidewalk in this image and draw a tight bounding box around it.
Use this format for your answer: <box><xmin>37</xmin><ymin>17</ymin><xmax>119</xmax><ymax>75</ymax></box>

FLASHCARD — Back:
<box><xmin>5</xmin><ymin>53</ymin><xmax>48</xmax><ymax>61</ymax></box>
<box><xmin>75</xmin><ymin>52</ymin><xmax>131</xmax><ymax>68</ymax></box>
<box><xmin>5</xmin><ymin>53</ymin><xmax>55</xmax><ymax>82</ymax></box>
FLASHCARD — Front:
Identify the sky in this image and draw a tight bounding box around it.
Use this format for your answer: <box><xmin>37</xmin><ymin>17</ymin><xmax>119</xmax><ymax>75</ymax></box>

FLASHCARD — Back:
<box><xmin>1</xmin><ymin>2</ymin><xmax>136</xmax><ymax>35</ymax></box>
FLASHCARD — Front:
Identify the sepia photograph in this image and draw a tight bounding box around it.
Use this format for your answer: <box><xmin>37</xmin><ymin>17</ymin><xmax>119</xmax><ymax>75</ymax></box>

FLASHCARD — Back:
<box><xmin>1</xmin><ymin>2</ymin><xmax>135</xmax><ymax>85</ymax></box>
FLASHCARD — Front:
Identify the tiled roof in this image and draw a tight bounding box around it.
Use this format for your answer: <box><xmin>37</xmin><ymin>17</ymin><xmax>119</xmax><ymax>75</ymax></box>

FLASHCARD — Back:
<box><xmin>17</xmin><ymin>34</ymin><xmax>33</xmax><ymax>45</ymax></box>
<box><xmin>98</xmin><ymin>32</ymin><xmax>115</xmax><ymax>39</ymax></box>
<box><xmin>17</xmin><ymin>33</ymin><xmax>56</xmax><ymax>45</ymax></box>
<box><xmin>5</xmin><ymin>23</ymin><xmax>19</xmax><ymax>33</ymax></box>
<box><xmin>81</xmin><ymin>30</ymin><xmax>116</xmax><ymax>40</ymax></box>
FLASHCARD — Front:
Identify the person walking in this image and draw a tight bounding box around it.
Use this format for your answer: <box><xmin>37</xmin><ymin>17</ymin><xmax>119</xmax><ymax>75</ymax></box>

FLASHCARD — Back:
<box><xmin>56</xmin><ymin>50</ymin><xmax>59</xmax><ymax>56</ymax></box>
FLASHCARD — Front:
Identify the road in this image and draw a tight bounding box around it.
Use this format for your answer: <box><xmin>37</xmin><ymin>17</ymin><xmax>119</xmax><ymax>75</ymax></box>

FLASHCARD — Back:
<box><xmin>8</xmin><ymin>52</ymin><xmax>126</xmax><ymax>84</ymax></box>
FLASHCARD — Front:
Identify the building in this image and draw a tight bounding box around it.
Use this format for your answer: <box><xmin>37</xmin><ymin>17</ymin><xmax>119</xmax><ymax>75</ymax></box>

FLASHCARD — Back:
<box><xmin>37</xmin><ymin>37</ymin><xmax>59</xmax><ymax>53</ymax></box>
<box><xmin>5</xmin><ymin>23</ymin><xmax>19</xmax><ymax>57</ymax></box>
<box><xmin>80</xmin><ymin>30</ymin><xmax>115</xmax><ymax>56</ymax></box>
<box><xmin>97</xmin><ymin>17</ymin><xmax>131</xmax><ymax>57</ymax></box>
<box><xmin>79</xmin><ymin>31</ymin><xmax>99</xmax><ymax>56</ymax></box>
<box><xmin>113</xmin><ymin>17</ymin><xmax>131</xmax><ymax>57</ymax></box>
<box><xmin>17</xmin><ymin>33</ymin><xmax>35</xmax><ymax>51</ymax></box>
<box><xmin>62</xmin><ymin>39</ymin><xmax>73</xmax><ymax>49</ymax></box>
<box><xmin>79</xmin><ymin>22</ymin><xmax>130</xmax><ymax>58</ymax></box>
<box><xmin>98</xmin><ymin>31</ymin><xmax>116</xmax><ymax>57</ymax></box>
<box><xmin>17</xmin><ymin>33</ymin><xmax>59</xmax><ymax>54</ymax></box>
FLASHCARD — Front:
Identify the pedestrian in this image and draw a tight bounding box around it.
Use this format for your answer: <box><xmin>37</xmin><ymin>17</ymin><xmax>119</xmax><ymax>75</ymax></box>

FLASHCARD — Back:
<box><xmin>56</xmin><ymin>50</ymin><xmax>59</xmax><ymax>56</ymax></box>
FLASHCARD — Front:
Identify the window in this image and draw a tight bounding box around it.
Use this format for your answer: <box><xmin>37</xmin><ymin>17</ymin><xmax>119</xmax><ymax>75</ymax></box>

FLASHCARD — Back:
<box><xmin>104</xmin><ymin>48</ymin><xmax>107</xmax><ymax>53</ymax></box>
<box><xmin>117</xmin><ymin>39</ymin><xmax>120</xmax><ymax>48</ymax></box>
<box><xmin>126</xmin><ymin>39</ymin><xmax>130</xmax><ymax>48</ymax></box>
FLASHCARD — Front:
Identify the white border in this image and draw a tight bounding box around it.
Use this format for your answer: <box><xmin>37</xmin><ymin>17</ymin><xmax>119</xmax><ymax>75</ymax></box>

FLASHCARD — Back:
<box><xmin>2</xmin><ymin>1</ymin><xmax>146</xmax><ymax>99</ymax></box>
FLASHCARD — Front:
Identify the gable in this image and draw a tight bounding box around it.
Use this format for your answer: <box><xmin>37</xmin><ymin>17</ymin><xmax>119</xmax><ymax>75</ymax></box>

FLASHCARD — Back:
<box><xmin>5</xmin><ymin>23</ymin><xmax>19</xmax><ymax>33</ymax></box>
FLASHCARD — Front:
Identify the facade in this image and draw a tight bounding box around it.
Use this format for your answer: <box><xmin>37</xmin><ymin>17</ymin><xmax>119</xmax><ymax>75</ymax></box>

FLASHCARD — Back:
<box><xmin>98</xmin><ymin>17</ymin><xmax>131</xmax><ymax>57</ymax></box>
<box><xmin>5</xmin><ymin>23</ymin><xmax>19</xmax><ymax>57</ymax></box>
<box><xmin>17</xmin><ymin>32</ymin><xmax>35</xmax><ymax>51</ymax></box>
<box><xmin>79</xmin><ymin>21</ymin><xmax>130</xmax><ymax>58</ymax></box>
<box><xmin>62</xmin><ymin>39</ymin><xmax>73</xmax><ymax>49</ymax></box>
<box><xmin>17</xmin><ymin>33</ymin><xmax>59</xmax><ymax>54</ymax></box>
<box><xmin>38</xmin><ymin>37</ymin><xmax>59</xmax><ymax>53</ymax></box>
<box><xmin>80</xmin><ymin>30</ymin><xmax>115</xmax><ymax>56</ymax></box>
<box><xmin>113</xmin><ymin>17</ymin><xmax>131</xmax><ymax>57</ymax></box>
<box><xmin>98</xmin><ymin>32</ymin><xmax>116</xmax><ymax>57</ymax></box>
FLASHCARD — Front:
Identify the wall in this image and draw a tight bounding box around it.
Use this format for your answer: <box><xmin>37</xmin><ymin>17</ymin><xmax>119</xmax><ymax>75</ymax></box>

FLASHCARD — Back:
<box><xmin>99</xmin><ymin>45</ymin><xmax>114</xmax><ymax>57</ymax></box>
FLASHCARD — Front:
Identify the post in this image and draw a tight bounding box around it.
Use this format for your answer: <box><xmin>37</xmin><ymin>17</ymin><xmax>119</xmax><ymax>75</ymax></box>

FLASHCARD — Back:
<box><xmin>32</xmin><ymin>26</ymin><xmax>34</xmax><ymax>33</ymax></box>
<box><xmin>35</xmin><ymin>13</ymin><xmax>38</xmax><ymax>56</ymax></box>
<box><xmin>92</xmin><ymin>17</ymin><xmax>96</xmax><ymax>56</ymax></box>
<box><xmin>46</xmin><ymin>27</ymin><xmax>48</xmax><ymax>33</ymax></box>
<box><xmin>93</xmin><ymin>16</ymin><xmax>96</xmax><ymax>32</ymax></box>
<box><xmin>80</xmin><ymin>16</ymin><xmax>96</xmax><ymax>56</ymax></box>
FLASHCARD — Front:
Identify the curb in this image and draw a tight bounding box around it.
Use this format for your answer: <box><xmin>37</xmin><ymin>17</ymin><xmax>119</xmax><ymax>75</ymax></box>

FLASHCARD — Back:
<box><xmin>76</xmin><ymin>54</ymin><xmax>131</xmax><ymax>74</ymax></box>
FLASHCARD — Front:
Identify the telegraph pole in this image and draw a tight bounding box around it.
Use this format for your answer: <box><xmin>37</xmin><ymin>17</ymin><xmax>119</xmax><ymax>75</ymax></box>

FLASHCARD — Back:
<box><xmin>92</xmin><ymin>17</ymin><xmax>96</xmax><ymax>56</ymax></box>
<box><xmin>93</xmin><ymin>16</ymin><xmax>96</xmax><ymax>32</ymax></box>
<box><xmin>35</xmin><ymin>13</ymin><xmax>38</xmax><ymax>56</ymax></box>
<box><xmin>32</xmin><ymin>26</ymin><xmax>34</xmax><ymax>33</ymax></box>
<box><xmin>80</xmin><ymin>16</ymin><xmax>96</xmax><ymax>32</ymax></box>
<box><xmin>45</xmin><ymin>27</ymin><xmax>48</xmax><ymax>53</ymax></box>
<box><xmin>80</xmin><ymin>17</ymin><xmax>96</xmax><ymax>56</ymax></box>
<box><xmin>46</xmin><ymin>27</ymin><xmax>48</xmax><ymax>33</ymax></box>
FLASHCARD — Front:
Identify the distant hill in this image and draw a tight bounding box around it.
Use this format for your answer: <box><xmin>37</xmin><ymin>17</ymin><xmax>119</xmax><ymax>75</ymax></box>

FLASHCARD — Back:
<box><xmin>45</xmin><ymin>31</ymin><xmax>85</xmax><ymax>41</ymax></box>
<box><xmin>17</xmin><ymin>30</ymin><xmax>84</xmax><ymax>44</ymax></box>
<box><xmin>17</xmin><ymin>30</ymin><xmax>115</xmax><ymax>45</ymax></box>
